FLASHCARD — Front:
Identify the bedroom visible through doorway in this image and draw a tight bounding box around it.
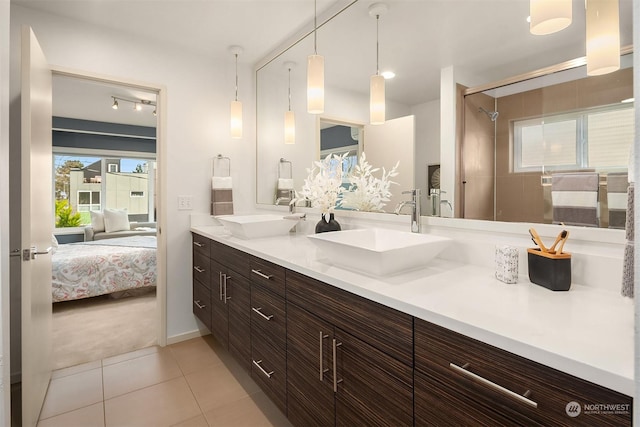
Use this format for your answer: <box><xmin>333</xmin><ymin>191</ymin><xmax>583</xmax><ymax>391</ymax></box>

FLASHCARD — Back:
<box><xmin>51</xmin><ymin>74</ymin><xmax>160</xmax><ymax>369</ymax></box>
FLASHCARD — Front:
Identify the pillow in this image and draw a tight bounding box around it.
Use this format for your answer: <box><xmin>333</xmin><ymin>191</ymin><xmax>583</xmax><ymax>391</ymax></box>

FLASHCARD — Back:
<box><xmin>90</xmin><ymin>210</ymin><xmax>105</xmax><ymax>232</ymax></box>
<box><xmin>103</xmin><ymin>208</ymin><xmax>130</xmax><ymax>233</ymax></box>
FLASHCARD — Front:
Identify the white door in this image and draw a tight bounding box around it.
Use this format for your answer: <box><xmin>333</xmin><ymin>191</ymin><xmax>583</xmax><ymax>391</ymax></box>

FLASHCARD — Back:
<box><xmin>20</xmin><ymin>26</ymin><xmax>53</xmax><ymax>427</ymax></box>
<box><xmin>364</xmin><ymin>115</ymin><xmax>415</xmax><ymax>212</ymax></box>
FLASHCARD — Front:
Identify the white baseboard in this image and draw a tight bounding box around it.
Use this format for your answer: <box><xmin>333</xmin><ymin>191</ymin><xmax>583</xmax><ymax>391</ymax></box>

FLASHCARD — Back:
<box><xmin>166</xmin><ymin>329</ymin><xmax>210</xmax><ymax>345</ymax></box>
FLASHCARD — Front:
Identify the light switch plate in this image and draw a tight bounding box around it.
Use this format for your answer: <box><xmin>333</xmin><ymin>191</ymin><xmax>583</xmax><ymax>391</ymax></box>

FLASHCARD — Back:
<box><xmin>178</xmin><ymin>195</ymin><xmax>193</xmax><ymax>210</ymax></box>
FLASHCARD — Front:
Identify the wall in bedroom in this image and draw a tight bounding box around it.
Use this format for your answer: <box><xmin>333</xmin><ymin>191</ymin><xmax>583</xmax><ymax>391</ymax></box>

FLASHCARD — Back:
<box><xmin>9</xmin><ymin>5</ymin><xmax>257</xmax><ymax>349</ymax></box>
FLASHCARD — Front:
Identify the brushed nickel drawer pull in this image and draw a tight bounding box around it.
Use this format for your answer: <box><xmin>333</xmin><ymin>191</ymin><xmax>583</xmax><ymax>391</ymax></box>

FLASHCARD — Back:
<box><xmin>193</xmin><ymin>266</ymin><xmax>205</xmax><ymax>273</ymax></box>
<box><xmin>193</xmin><ymin>241</ymin><xmax>204</xmax><ymax>247</ymax></box>
<box><xmin>219</xmin><ymin>272</ymin><xmax>224</xmax><ymax>301</ymax></box>
<box><xmin>251</xmin><ymin>269</ymin><xmax>273</xmax><ymax>280</ymax></box>
<box><xmin>223</xmin><ymin>275</ymin><xmax>230</xmax><ymax>303</ymax></box>
<box><xmin>449</xmin><ymin>362</ymin><xmax>538</xmax><ymax>408</ymax></box>
<box><xmin>319</xmin><ymin>332</ymin><xmax>329</xmax><ymax>381</ymax></box>
<box><xmin>252</xmin><ymin>307</ymin><xmax>274</xmax><ymax>321</ymax></box>
<box><xmin>252</xmin><ymin>359</ymin><xmax>274</xmax><ymax>378</ymax></box>
<box><xmin>332</xmin><ymin>339</ymin><xmax>343</xmax><ymax>392</ymax></box>
<box><xmin>194</xmin><ymin>300</ymin><xmax>206</xmax><ymax>309</ymax></box>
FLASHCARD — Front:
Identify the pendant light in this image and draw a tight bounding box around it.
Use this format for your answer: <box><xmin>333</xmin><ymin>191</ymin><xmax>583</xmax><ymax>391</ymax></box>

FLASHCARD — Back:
<box><xmin>284</xmin><ymin>62</ymin><xmax>296</xmax><ymax>145</ymax></box>
<box><xmin>307</xmin><ymin>0</ymin><xmax>324</xmax><ymax>114</ymax></box>
<box><xmin>586</xmin><ymin>0</ymin><xmax>620</xmax><ymax>76</ymax></box>
<box><xmin>229</xmin><ymin>45</ymin><xmax>243</xmax><ymax>139</ymax></box>
<box><xmin>369</xmin><ymin>3</ymin><xmax>387</xmax><ymax>125</ymax></box>
<box><xmin>529</xmin><ymin>0</ymin><xmax>572</xmax><ymax>35</ymax></box>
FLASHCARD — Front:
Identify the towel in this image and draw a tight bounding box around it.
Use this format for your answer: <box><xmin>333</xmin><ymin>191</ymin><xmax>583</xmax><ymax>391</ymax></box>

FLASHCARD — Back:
<box><xmin>551</xmin><ymin>172</ymin><xmax>599</xmax><ymax>227</ymax></box>
<box><xmin>621</xmin><ymin>182</ymin><xmax>634</xmax><ymax>298</ymax></box>
<box><xmin>211</xmin><ymin>176</ymin><xmax>233</xmax><ymax>216</ymax></box>
<box><xmin>274</xmin><ymin>179</ymin><xmax>294</xmax><ymax>205</ymax></box>
<box><xmin>277</xmin><ymin>178</ymin><xmax>294</xmax><ymax>190</ymax></box>
<box><xmin>606</xmin><ymin>172</ymin><xmax>629</xmax><ymax>229</ymax></box>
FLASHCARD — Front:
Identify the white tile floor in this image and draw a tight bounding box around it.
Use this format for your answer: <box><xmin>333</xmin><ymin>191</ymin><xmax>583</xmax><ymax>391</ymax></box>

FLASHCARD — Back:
<box><xmin>37</xmin><ymin>335</ymin><xmax>293</xmax><ymax>427</ymax></box>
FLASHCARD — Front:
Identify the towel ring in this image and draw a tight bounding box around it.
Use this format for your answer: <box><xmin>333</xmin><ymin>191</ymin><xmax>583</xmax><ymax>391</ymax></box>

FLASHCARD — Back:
<box><xmin>278</xmin><ymin>158</ymin><xmax>292</xmax><ymax>179</ymax></box>
<box><xmin>213</xmin><ymin>154</ymin><xmax>231</xmax><ymax>177</ymax></box>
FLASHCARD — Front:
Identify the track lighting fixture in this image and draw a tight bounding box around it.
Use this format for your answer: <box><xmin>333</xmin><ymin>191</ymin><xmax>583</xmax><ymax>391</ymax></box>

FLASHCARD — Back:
<box><xmin>110</xmin><ymin>96</ymin><xmax>156</xmax><ymax>115</ymax></box>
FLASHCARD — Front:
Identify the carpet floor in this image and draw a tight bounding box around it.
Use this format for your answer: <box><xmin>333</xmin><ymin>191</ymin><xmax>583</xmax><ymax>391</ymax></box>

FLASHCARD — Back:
<box><xmin>52</xmin><ymin>289</ymin><xmax>157</xmax><ymax>370</ymax></box>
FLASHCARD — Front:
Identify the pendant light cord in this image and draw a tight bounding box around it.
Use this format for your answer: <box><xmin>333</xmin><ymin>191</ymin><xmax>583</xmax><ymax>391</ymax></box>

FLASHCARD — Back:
<box><xmin>376</xmin><ymin>14</ymin><xmax>380</xmax><ymax>76</ymax></box>
<box><xmin>314</xmin><ymin>0</ymin><xmax>318</xmax><ymax>54</ymax></box>
<box><xmin>234</xmin><ymin>53</ymin><xmax>239</xmax><ymax>101</ymax></box>
<box><xmin>288</xmin><ymin>67</ymin><xmax>292</xmax><ymax>111</ymax></box>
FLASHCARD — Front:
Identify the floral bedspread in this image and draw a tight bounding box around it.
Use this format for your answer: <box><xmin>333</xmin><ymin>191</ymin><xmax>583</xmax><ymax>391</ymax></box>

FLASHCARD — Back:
<box><xmin>52</xmin><ymin>236</ymin><xmax>157</xmax><ymax>302</ymax></box>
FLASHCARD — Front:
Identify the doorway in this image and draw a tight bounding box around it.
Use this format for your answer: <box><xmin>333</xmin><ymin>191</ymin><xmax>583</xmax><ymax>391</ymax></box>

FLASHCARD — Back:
<box><xmin>49</xmin><ymin>70</ymin><xmax>166</xmax><ymax>368</ymax></box>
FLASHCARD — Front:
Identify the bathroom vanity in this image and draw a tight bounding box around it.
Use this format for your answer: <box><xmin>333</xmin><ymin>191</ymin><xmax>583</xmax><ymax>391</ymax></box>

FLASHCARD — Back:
<box><xmin>191</xmin><ymin>225</ymin><xmax>632</xmax><ymax>426</ymax></box>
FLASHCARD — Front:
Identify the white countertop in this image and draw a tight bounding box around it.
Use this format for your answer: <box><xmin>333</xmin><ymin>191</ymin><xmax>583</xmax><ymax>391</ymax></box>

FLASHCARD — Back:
<box><xmin>191</xmin><ymin>225</ymin><xmax>634</xmax><ymax>397</ymax></box>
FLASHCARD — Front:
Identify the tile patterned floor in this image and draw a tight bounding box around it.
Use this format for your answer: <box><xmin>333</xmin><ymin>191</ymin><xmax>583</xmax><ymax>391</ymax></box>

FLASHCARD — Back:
<box><xmin>37</xmin><ymin>335</ymin><xmax>293</xmax><ymax>427</ymax></box>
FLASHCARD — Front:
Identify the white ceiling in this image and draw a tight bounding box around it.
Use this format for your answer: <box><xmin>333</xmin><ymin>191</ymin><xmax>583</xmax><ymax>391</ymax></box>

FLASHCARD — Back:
<box><xmin>15</xmin><ymin>0</ymin><xmax>634</xmax><ymax>127</ymax></box>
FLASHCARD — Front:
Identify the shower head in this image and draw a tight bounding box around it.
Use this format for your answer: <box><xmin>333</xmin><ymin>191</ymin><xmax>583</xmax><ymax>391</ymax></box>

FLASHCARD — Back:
<box><xmin>479</xmin><ymin>107</ymin><xmax>499</xmax><ymax>122</ymax></box>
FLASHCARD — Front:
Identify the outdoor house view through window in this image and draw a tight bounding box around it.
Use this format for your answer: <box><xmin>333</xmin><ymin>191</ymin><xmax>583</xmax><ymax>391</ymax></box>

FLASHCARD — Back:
<box><xmin>54</xmin><ymin>154</ymin><xmax>156</xmax><ymax>228</ymax></box>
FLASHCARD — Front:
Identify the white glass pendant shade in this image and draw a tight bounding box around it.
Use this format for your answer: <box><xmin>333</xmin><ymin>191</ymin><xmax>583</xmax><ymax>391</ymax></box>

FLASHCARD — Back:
<box><xmin>586</xmin><ymin>0</ymin><xmax>620</xmax><ymax>76</ymax></box>
<box><xmin>307</xmin><ymin>54</ymin><xmax>324</xmax><ymax>114</ymax></box>
<box><xmin>284</xmin><ymin>110</ymin><xmax>295</xmax><ymax>144</ymax></box>
<box><xmin>370</xmin><ymin>74</ymin><xmax>385</xmax><ymax>125</ymax></box>
<box><xmin>230</xmin><ymin>100</ymin><xmax>243</xmax><ymax>139</ymax></box>
<box><xmin>529</xmin><ymin>0</ymin><xmax>572</xmax><ymax>35</ymax></box>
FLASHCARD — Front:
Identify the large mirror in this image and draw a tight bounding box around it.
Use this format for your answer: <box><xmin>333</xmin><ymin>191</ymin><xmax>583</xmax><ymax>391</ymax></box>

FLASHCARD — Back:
<box><xmin>256</xmin><ymin>0</ymin><xmax>633</xmax><ymax>224</ymax></box>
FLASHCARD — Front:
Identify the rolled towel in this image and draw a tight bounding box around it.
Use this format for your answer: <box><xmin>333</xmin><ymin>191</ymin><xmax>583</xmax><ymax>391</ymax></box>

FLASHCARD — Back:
<box><xmin>278</xmin><ymin>178</ymin><xmax>294</xmax><ymax>190</ymax></box>
<box><xmin>212</xmin><ymin>176</ymin><xmax>233</xmax><ymax>189</ymax></box>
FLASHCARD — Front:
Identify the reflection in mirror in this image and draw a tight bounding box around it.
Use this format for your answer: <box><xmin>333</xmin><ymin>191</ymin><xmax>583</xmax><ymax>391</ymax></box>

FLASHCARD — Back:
<box><xmin>461</xmin><ymin>54</ymin><xmax>633</xmax><ymax>228</ymax></box>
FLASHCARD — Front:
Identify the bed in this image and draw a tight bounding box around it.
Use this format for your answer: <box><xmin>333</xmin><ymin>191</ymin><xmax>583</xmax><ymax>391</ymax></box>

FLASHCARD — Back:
<box><xmin>52</xmin><ymin>235</ymin><xmax>157</xmax><ymax>302</ymax></box>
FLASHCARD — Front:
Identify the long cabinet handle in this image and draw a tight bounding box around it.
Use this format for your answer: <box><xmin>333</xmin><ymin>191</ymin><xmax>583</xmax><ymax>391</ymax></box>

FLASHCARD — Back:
<box><xmin>319</xmin><ymin>332</ymin><xmax>329</xmax><ymax>381</ymax></box>
<box><xmin>252</xmin><ymin>359</ymin><xmax>274</xmax><ymax>379</ymax></box>
<box><xmin>449</xmin><ymin>362</ymin><xmax>538</xmax><ymax>409</ymax></box>
<box><xmin>224</xmin><ymin>275</ymin><xmax>231</xmax><ymax>303</ymax></box>
<box><xmin>251</xmin><ymin>269</ymin><xmax>274</xmax><ymax>280</ymax></box>
<box><xmin>252</xmin><ymin>307</ymin><xmax>274</xmax><ymax>321</ymax></box>
<box><xmin>219</xmin><ymin>272</ymin><xmax>224</xmax><ymax>301</ymax></box>
<box><xmin>193</xmin><ymin>266</ymin><xmax>205</xmax><ymax>273</ymax></box>
<box><xmin>194</xmin><ymin>300</ymin><xmax>206</xmax><ymax>309</ymax></box>
<box><xmin>332</xmin><ymin>339</ymin><xmax>343</xmax><ymax>392</ymax></box>
<box><xmin>193</xmin><ymin>241</ymin><xmax>204</xmax><ymax>247</ymax></box>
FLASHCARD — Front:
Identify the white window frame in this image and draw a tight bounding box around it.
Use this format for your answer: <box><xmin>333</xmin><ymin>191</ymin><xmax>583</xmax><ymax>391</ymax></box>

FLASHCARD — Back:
<box><xmin>513</xmin><ymin>103</ymin><xmax>633</xmax><ymax>173</ymax></box>
<box><xmin>77</xmin><ymin>190</ymin><xmax>101</xmax><ymax>212</ymax></box>
<box><xmin>108</xmin><ymin>163</ymin><xmax>118</xmax><ymax>173</ymax></box>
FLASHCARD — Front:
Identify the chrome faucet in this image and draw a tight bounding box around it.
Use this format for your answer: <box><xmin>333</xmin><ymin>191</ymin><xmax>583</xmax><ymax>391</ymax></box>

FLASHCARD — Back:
<box><xmin>394</xmin><ymin>189</ymin><xmax>421</xmax><ymax>233</ymax></box>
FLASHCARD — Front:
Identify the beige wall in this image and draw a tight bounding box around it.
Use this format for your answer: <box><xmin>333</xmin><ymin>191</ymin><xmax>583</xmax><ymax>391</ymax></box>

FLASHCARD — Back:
<box><xmin>495</xmin><ymin>67</ymin><xmax>633</xmax><ymax>223</ymax></box>
<box><xmin>105</xmin><ymin>172</ymin><xmax>149</xmax><ymax>215</ymax></box>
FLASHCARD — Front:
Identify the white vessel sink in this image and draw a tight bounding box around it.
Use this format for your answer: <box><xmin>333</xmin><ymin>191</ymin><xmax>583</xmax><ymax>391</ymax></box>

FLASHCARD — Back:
<box><xmin>307</xmin><ymin>228</ymin><xmax>452</xmax><ymax>276</ymax></box>
<box><xmin>216</xmin><ymin>214</ymin><xmax>300</xmax><ymax>239</ymax></box>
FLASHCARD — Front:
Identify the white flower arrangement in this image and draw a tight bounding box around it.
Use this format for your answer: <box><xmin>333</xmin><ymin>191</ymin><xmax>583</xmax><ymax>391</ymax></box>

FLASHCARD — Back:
<box><xmin>291</xmin><ymin>152</ymin><xmax>348</xmax><ymax>222</ymax></box>
<box><xmin>339</xmin><ymin>152</ymin><xmax>399</xmax><ymax>212</ymax></box>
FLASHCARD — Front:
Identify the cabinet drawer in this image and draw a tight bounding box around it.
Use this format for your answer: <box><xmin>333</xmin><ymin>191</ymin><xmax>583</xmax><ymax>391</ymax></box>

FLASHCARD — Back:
<box><xmin>192</xmin><ymin>252</ymin><xmax>211</xmax><ymax>289</ymax></box>
<box><xmin>251</xmin><ymin>284</ymin><xmax>286</xmax><ymax>349</ymax></box>
<box><xmin>193</xmin><ymin>280</ymin><xmax>212</xmax><ymax>331</ymax></box>
<box><xmin>192</xmin><ymin>233</ymin><xmax>211</xmax><ymax>258</ymax></box>
<box><xmin>415</xmin><ymin>319</ymin><xmax>632</xmax><ymax>426</ymax></box>
<box><xmin>212</xmin><ymin>240</ymin><xmax>249</xmax><ymax>278</ymax></box>
<box><xmin>287</xmin><ymin>270</ymin><xmax>413</xmax><ymax>366</ymax></box>
<box><xmin>249</xmin><ymin>257</ymin><xmax>286</xmax><ymax>297</ymax></box>
<box><xmin>252</xmin><ymin>336</ymin><xmax>286</xmax><ymax>413</ymax></box>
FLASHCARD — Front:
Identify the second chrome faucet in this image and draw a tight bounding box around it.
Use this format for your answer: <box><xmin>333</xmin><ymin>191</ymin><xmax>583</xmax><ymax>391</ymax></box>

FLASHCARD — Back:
<box><xmin>394</xmin><ymin>189</ymin><xmax>421</xmax><ymax>233</ymax></box>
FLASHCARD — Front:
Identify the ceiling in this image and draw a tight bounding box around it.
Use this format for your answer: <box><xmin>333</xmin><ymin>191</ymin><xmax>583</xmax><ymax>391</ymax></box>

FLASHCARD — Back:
<box><xmin>14</xmin><ymin>0</ymin><xmax>634</xmax><ymax>127</ymax></box>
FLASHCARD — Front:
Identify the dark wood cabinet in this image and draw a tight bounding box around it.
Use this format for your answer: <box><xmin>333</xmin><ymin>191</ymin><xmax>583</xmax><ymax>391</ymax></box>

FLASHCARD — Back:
<box><xmin>414</xmin><ymin>318</ymin><xmax>632</xmax><ymax>427</ymax></box>
<box><xmin>249</xmin><ymin>258</ymin><xmax>288</xmax><ymax>413</ymax></box>
<box><xmin>192</xmin><ymin>232</ymin><xmax>632</xmax><ymax>427</ymax></box>
<box><xmin>286</xmin><ymin>271</ymin><xmax>414</xmax><ymax>427</ymax></box>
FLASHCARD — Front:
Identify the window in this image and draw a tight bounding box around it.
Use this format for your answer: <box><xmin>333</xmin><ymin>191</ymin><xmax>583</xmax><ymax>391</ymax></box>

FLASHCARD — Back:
<box><xmin>54</xmin><ymin>154</ymin><xmax>155</xmax><ymax>228</ymax></box>
<box><xmin>513</xmin><ymin>104</ymin><xmax>633</xmax><ymax>172</ymax></box>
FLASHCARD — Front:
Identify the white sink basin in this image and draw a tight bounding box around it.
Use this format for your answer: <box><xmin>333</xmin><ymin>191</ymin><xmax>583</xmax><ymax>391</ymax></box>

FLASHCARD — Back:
<box><xmin>216</xmin><ymin>214</ymin><xmax>300</xmax><ymax>239</ymax></box>
<box><xmin>307</xmin><ymin>228</ymin><xmax>452</xmax><ymax>276</ymax></box>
